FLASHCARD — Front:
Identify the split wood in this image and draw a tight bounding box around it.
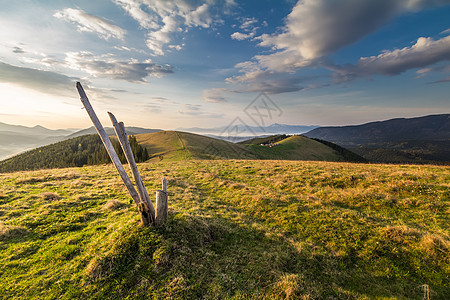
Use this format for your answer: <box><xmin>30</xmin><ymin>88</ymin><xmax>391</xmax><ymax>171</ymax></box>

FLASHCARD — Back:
<box><xmin>76</xmin><ymin>82</ymin><xmax>167</xmax><ymax>226</ymax></box>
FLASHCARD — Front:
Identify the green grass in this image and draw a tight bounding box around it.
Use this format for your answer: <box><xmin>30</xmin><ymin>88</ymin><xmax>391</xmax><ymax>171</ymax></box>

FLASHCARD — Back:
<box><xmin>136</xmin><ymin>131</ymin><xmax>258</xmax><ymax>161</ymax></box>
<box><xmin>0</xmin><ymin>160</ymin><xmax>448</xmax><ymax>299</ymax></box>
<box><xmin>248</xmin><ymin>135</ymin><xmax>343</xmax><ymax>161</ymax></box>
<box><xmin>136</xmin><ymin>131</ymin><xmax>362</xmax><ymax>163</ymax></box>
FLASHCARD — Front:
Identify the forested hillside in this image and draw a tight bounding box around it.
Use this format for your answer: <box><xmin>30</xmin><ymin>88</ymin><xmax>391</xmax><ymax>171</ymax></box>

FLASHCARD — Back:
<box><xmin>0</xmin><ymin>135</ymin><xmax>148</xmax><ymax>173</ymax></box>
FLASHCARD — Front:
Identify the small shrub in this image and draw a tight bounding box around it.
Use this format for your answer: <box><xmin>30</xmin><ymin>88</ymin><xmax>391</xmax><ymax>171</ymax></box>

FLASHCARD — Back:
<box><xmin>39</xmin><ymin>192</ymin><xmax>60</xmax><ymax>201</ymax></box>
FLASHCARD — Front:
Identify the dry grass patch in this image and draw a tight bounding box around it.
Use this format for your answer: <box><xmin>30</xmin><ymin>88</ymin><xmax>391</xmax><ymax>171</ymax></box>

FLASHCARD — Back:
<box><xmin>39</xmin><ymin>192</ymin><xmax>60</xmax><ymax>201</ymax></box>
<box><xmin>0</xmin><ymin>222</ymin><xmax>27</xmax><ymax>241</ymax></box>
<box><xmin>102</xmin><ymin>200</ymin><xmax>126</xmax><ymax>210</ymax></box>
<box><xmin>420</xmin><ymin>234</ymin><xmax>450</xmax><ymax>257</ymax></box>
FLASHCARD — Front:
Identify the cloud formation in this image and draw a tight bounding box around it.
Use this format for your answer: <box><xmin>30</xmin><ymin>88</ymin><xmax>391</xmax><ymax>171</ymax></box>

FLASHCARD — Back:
<box><xmin>54</xmin><ymin>8</ymin><xmax>126</xmax><ymax>40</ymax></box>
<box><xmin>203</xmin><ymin>88</ymin><xmax>227</xmax><ymax>102</ymax></box>
<box><xmin>229</xmin><ymin>0</ymin><xmax>450</xmax><ymax>93</ymax></box>
<box><xmin>231</xmin><ymin>32</ymin><xmax>254</xmax><ymax>41</ymax></box>
<box><xmin>114</xmin><ymin>0</ymin><xmax>233</xmax><ymax>55</ymax></box>
<box><xmin>0</xmin><ymin>61</ymin><xmax>77</xmax><ymax>96</ymax></box>
<box><xmin>64</xmin><ymin>51</ymin><xmax>173</xmax><ymax>82</ymax></box>
<box><xmin>332</xmin><ymin>35</ymin><xmax>450</xmax><ymax>82</ymax></box>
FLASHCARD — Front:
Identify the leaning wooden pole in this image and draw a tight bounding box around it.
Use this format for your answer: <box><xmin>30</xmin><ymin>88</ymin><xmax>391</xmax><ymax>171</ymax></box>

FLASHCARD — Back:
<box><xmin>108</xmin><ymin>112</ymin><xmax>156</xmax><ymax>221</ymax></box>
<box><xmin>76</xmin><ymin>82</ymin><xmax>152</xmax><ymax>226</ymax></box>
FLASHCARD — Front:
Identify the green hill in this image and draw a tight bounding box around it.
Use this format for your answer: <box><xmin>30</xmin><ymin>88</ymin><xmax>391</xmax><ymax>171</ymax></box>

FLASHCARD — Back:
<box><xmin>136</xmin><ymin>131</ymin><xmax>257</xmax><ymax>161</ymax></box>
<box><xmin>138</xmin><ymin>131</ymin><xmax>364</xmax><ymax>163</ymax></box>
<box><xmin>0</xmin><ymin>131</ymin><xmax>364</xmax><ymax>173</ymax></box>
<box><xmin>0</xmin><ymin>160</ymin><xmax>448</xmax><ymax>298</ymax></box>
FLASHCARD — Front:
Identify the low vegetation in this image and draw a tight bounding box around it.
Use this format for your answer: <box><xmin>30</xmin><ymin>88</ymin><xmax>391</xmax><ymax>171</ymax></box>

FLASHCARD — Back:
<box><xmin>0</xmin><ymin>160</ymin><xmax>448</xmax><ymax>299</ymax></box>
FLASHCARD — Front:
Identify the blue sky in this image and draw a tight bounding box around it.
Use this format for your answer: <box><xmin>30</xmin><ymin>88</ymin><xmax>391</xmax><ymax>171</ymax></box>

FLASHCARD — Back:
<box><xmin>0</xmin><ymin>0</ymin><xmax>449</xmax><ymax>130</ymax></box>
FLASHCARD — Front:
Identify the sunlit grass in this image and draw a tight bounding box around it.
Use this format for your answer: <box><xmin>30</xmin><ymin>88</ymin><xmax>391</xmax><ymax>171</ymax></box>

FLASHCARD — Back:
<box><xmin>0</xmin><ymin>160</ymin><xmax>448</xmax><ymax>299</ymax></box>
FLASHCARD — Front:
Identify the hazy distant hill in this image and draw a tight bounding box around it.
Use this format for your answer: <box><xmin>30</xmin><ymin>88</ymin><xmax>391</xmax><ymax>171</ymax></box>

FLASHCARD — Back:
<box><xmin>0</xmin><ymin>122</ymin><xmax>73</xmax><ymax>137</ymax></box>
<box><xmin>0</xmin><ymin>123</ymin><xmax>77</xmax><ymax>160</ymax></box>
<box><xmin>304</xmin><ymin>114</ymin><xmax>450</xmax><ymax>164</ymax></box>
<box><xmin>0</xmin><ymin>122</ymin><xmax>161</xmax><ymax>160</ymax></box>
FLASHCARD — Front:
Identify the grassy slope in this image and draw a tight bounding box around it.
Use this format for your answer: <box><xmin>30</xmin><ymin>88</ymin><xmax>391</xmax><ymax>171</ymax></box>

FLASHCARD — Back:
<box><xmin>1</xmin><ymin>160</ymin><xmax>448</xmax><ymax>299</ymax></box>
<box><xmin>136</xmin><ymin>131</ymin><xmax>257</xmax><ymax>161</ymax></box>
<box><xmin>137</xmin><ymin>132</ymin><xmax>351</xmax><ymax>163</ymax></box>
<box><xmin>248</xmin><ymin>135</ymin><xmax>343</xmax><ymax>161</ymax></box>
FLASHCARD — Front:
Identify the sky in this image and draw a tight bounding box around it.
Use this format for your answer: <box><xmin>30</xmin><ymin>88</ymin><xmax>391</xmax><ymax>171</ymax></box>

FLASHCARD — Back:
<box><xmin>0</xmin><ymin>0</ymin><xmax>449</xmax><ymax>131</ymax></box>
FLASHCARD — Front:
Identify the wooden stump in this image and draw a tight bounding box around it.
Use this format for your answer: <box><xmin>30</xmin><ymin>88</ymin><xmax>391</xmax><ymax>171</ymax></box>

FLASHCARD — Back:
<box><xmin>155</xmin><ymin>178</ymin><xmax>168</xmax><ymax>226</ymax></box>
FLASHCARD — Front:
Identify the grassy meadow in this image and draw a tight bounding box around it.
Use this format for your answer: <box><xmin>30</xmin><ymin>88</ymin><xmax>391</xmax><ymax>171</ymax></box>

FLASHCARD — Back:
<box><xmin>0</xmin><ymin>160</ymin><xmax>449</xmax><ymax>299</ymax></box>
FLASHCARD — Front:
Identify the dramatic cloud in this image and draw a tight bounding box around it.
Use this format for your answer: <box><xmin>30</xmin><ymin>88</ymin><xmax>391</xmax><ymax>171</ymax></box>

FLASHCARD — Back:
<box><xmin>54</xmin><ymin>8</ymin><xmax>126</xmax><ymax>40</ymax></box>
<box><xmin>64</xmin><ymin>51</ymin><xmax>173</xmax><ymax>82</ymax></box>
<box><xmin>256</xmin><ymin>0</ymin><xmax>450</xmax><ymax>68</ymax></box>
<box><xmin>202</xmin><ymin>88</ymin><xmax>227</xmax><ymax>102</ymax></box>
<box><xmin>114</xmin><ymin>0</ymin><xmax>233</xmax><ymax>55</ymax></box>
<box><xmin>229</xmin><ymin>0</ymin><xmax>450</xmax><ymax>93</ymax></box>
<box><xmin>0</xmin><ymin>61</ymin><xmax>77</xmax><ymax>96</ymax></box>
<box><xmin>332</xmin><ymin>35</ymin><xmax>450</xmax><ymax>82</ymax></box>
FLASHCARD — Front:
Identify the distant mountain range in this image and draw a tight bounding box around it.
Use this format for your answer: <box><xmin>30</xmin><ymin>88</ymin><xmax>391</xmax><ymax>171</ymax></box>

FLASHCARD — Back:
<box><xmin>177</xmin><ymin>123</ymin><xmax>319</xmax><ymax>135</ymax></box>
<box><xmin>0</xmin><ymin>122</ymin><xmax>76</xmax><ymax>160</ymax></box>
<box><xmin>304</xmin><ymin>114</ymin><xmax>450</xmax><ymax>164</ymax></box>
<box><xmin>0</xmin><ymin>123</ymin><xmax>161</xmax><ymax>160</ymax></box>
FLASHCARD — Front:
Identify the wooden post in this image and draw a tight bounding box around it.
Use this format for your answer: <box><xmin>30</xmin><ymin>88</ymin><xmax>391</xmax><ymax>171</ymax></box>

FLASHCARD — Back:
<box><xmin>155</xmin><ymin>177</ymin><xmax>168</xmax><ymax>226</ymax></box>
<box><xmin>76</xmin><ymin>82</ymin><xmax>151</xmax><ymax>226</ymax></box>
<box><xmin>108</xmin><ymin>112</ymin><xmax>156</xmax><ymax>222</ymax></box>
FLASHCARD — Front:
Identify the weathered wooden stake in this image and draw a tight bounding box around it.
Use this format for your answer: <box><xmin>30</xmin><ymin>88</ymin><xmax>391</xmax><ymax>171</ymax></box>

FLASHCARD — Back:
<box><xmin>108</xmin><ymin>112</ymin><xmax>156</xmax><ymax>222</ymax></box>
<box><xmin>76</xmin><ymin>82</ymin><xmax>152</xmax><ymax>226</ymax></box>
<box><xmin>155</xmin><ymin>177</ymin><xmax>168</xmax><ymax>226</ymax></box>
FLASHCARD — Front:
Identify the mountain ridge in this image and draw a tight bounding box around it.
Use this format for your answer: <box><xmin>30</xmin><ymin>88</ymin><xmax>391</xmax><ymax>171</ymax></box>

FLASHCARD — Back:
<box><xmin>303</xmin><ymin>114</ymin><xmax>450</xmax><ymax>164</ymax></box>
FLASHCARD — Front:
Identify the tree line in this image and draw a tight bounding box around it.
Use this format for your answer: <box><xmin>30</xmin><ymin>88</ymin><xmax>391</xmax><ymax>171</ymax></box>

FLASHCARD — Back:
<box><xmin>0</xmin><ymin>134</ymin><xmax>149</xmax><ymax>173</ymax></box>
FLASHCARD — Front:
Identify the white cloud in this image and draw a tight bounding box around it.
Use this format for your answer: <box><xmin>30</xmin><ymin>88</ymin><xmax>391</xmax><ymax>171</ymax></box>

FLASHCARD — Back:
<box><xmin>332</xmin><ymin>35</ymin><xmax>450</xmax><ymax>81</ymax></box>
<box><xmin>114</xmin><ymin>0</ymin><xmax>233</xmax><ymax>55</ymax></box>
<box><xmin>231</xmin><ymin>32</ymin><xmax>254</xmax><ymax>41</ymax></box>
<box><xmin>202</xmin><ymin>88</ymin><xmax>228</xmax><ymax>102</ymax></box>
<box><xmin>54</xmin><ymin>8</ymin><xmax>126</xmax><ymax>40</ymax></box>
<box><xmin>240</xmin><ymin>17</ymin><xmax>258</xmax><ymax>31</ymax></box>
<box><xmin>231</xmin><ymin>17</ymin><xmax>259</xmax><ymax>41</ymax></box>
<box><xmin>64</xmin><ymin>51</ymin><xmax>173</xmax><ymax>82</ymax></box>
